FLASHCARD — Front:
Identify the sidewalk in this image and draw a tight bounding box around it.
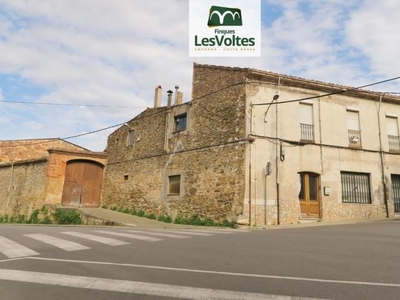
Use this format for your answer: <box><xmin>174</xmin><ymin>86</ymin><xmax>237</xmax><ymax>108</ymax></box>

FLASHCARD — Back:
<box><xmin>78</xmin><ymin>207</ymin><xmax>400</xmax><ymax>229</ymax></box>
<box><xmin>79</xmin><ymin>208</ymin><xmax>216</xmax><ymax>229</ymax></box>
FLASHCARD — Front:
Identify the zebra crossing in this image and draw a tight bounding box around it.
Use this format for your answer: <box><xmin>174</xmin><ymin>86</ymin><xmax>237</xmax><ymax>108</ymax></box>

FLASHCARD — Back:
<box><xmin>0</xmin><ymin>229</ymin><xmax>242</xmax><ymax>259</ymax></box>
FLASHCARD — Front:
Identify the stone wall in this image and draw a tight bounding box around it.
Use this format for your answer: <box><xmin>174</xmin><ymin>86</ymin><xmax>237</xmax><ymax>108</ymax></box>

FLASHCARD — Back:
<box><xmin>0</xmin><ymin>146</ymin><xmax>106</xmax><ymax>217</ymax></box>
<box><xmin>322</xmin><ymin>202</ymin><xmax>387</xmax><ymax>221</ymax></box>
<box><xmin>102</xmin><ymin>143</ymin><xmax>246</xmax><ymax>221</ymax></box>
<box><xmin>0</xmin><ymin>160</ymin><xmax>48</xmax><ymax>216</ymax></box>
<box><xmin>102</xmin><ymin>63</ymin><xmax>249</xmax><ymax>222</ymax></box>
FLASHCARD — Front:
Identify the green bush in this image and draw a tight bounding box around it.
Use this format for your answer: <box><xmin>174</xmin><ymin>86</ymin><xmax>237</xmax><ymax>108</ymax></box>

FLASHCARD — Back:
<box><xmin>28</xmin><ymin>210</ymin><xmax>40</xmax><ymax>224</ymax></box>
<box><xmin>157</xmin><ymin>215</ymin><xmax>172</xmax><ymax>223</ymax></box>
<box><xmin>52</xmin><ymin>209</ymin><xmax>82</xmax><ymax>225</ymax></box>
<box><xmin>221</xmin><ymin>219</ymin><xmax>236</xmax><ymax>228</ymax></box>
<box><xmin>137</xmin><ymin>210</ymin><xmax>145</xmax><ymax>217</ymax></box>
<box><xmin>145</xmin><ymin>213</ymin><xmax>156</xmax><ymax>220</ymax></box>
<box><xmin>16</xmin><ymin>214</ymin><xmax>27</xmax><ymax>224</ymax></box>
<box><xmin>40</xmin><ymin>216</ymin><xmax>53</xmax><ymax>224</ymax></box>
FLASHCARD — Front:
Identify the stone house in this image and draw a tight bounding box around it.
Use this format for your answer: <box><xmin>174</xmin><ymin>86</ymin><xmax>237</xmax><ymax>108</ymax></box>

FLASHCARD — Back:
<box><xmin>0</xmin><ymin>138</ymin><xmax>107</xmax><ymax>217</ymax></box>
<box><xmin>102</xmin><ymin>63</ymin><xmax>400</xmax><ymax>225</ymax></box>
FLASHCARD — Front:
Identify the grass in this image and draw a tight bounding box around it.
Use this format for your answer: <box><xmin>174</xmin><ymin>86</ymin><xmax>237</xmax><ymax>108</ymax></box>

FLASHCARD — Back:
<box><xmin>102</xmin><ymin>206</ymin><xmax>236</xmax><ymax>228</ymax></box>
<box><xmin>0</xmin><ymin>207</ymin><xmax>83</xmax><ymax>225</ymax></box>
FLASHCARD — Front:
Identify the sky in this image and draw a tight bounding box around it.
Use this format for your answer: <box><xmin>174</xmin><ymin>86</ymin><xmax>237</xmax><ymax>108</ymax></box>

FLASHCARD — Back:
<box><xmin>1</xmin><ymin>0</ymin><xmax>400</xmax><ymax>151</ymax></box>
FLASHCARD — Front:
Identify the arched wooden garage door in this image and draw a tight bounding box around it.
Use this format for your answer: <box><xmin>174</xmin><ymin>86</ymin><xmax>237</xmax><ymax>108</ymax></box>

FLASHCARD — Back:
<box><xmin>61</xmin><ymin>160</ymin><xmax>104</xmax><ymax>207</ymax></box>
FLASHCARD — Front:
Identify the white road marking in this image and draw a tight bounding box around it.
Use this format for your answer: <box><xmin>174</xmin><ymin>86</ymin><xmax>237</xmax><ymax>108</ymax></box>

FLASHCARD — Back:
<box><xmin>180</xmin><ymin>229</ymin><xmax>234</xmax><ymax>234</ymax></box>
<box><xmin>123</xmin><ymin>230</ymin><xmax>191</xmax><ymax>239</ymax></box>
<box><xmin>0</xmin><ymin>236</ymin><xmax>39</xmax><ymax>258</ymax></box>
<box><xmin>24</xmin><ymin>234</ymin><xmax>90</xmax><ymax>252</ymax></box>
<box><xmin>61</xmin><ymin>232</ymin><xmax>130</xmax><ymax>246</ymax></box>
<box><xmin>0</xmin><ymin>268</ymin><xmax>327</xmax><ymax>299</ymax></box>
<box><xmin>27</xmin><ymin>257</ymin><xmax>400</xmax><ymax>288</ymax></box>
<box><xmin>94</xmin><ymin>230</ymin><xmax>162</xmax><ymax>242</ymax></box>
<box><xmin>153</xmin><ymin>230</ymin><xmax>213</xmax><ymax>236</ymax></box>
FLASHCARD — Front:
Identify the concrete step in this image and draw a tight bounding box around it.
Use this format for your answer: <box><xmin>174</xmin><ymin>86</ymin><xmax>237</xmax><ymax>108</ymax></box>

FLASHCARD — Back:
<box><xmin>298</xmin><ymin>218</ymin><xmax>321</xmax><ymax>224</ymax></box>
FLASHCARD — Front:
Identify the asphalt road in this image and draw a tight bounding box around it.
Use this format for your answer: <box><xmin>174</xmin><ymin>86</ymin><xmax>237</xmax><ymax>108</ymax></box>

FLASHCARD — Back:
<box><xmin>0</xmin><ymin>221</ymin><xmax>399</xmax><ymax>299</ymax></box>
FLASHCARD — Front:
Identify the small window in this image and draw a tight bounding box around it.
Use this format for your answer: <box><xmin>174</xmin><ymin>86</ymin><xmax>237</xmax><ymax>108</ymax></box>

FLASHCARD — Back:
<box><xmin>168</xmin><ymin>175</ymin><xmax>181</xmax><ymax>194</ymax></box>
<box><xmin>299</xmin><ymin>103</ymin><xmax>314</xmax><ymax>142</ymax></box>
<box><xmin>341</xmin><ymin>172</ymin><xmax>371</xmax><ymax>204</ymax></box>
<box><xmin>347</xmin><ymin>110</ymin><xmax>362</xmax><ymax>148</ymax></box>
<box><xmin>386</xmin><ymin>116</ymin><xmax>400</xmax><ymax>152</ymax></box>
<box><xmin>124</xmin><ymin>175</ymin><xmax>129</xmax><ymax>181</ymax></box>
<box><xmin>127</xmin><ymin>130</ymin><xmax>134</xmax><ymax>146</ymax></box>
<box><xmin>174</xmin><ymin>114</ymin><xmax>187</xmax><ymax>132</ymax></box>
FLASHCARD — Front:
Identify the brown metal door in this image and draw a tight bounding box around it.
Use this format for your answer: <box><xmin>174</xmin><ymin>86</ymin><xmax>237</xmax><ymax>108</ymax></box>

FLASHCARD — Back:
<box><xmin>298</xmin><ymin>173</ymin><xmax>320</xmax><ymax>217</ymax></box>
<box><xmin>61</xmin><ymin>160</ymin><xmax>104</xmax><ymax>207</ymax></box>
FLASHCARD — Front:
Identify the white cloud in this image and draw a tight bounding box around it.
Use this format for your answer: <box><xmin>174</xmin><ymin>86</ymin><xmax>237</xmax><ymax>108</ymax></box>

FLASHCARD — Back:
<box><xmin>346</xmin><ymin>0</ymin><xmax>400</xmax><ymax>77</ymax></box>
<box><xmin>0</xmin><ymin>0</ymin><xmax>400</xmax><ymax>150</ymax></box>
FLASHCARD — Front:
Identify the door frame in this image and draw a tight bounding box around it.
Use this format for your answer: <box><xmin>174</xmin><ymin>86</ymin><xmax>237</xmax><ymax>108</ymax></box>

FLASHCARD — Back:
<box><xmin>298</xmin><ymin>172</ymin><xmax>321</xmax><ymax>218</ymax></box>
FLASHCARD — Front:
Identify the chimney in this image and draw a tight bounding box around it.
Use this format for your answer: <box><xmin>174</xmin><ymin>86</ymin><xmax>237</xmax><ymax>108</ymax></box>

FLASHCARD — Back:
<box><xmin>154</xmin><ymin>85</ymin><xmax>162</xmax><ymax>108</ymax></box>
<box><xmin>174</xmin><ymin>85</ymin><xmax>183</xmax><ymax>105</ymax></box>
<box><xmin>176</xmin><ymin>91</ymin><xmax>183</xmax><ymax>105</ymax></box>
<box><xmin>167</xmin><ymin>90</ymin><xmax>173</xmax><ymax>107</ymax></box>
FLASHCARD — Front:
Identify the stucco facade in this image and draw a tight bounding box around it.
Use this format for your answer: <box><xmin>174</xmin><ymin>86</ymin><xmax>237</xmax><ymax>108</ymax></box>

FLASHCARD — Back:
<box><xmin>103</xmin><ymin>63</ymin><xmax>400</xmax><ymax>225</ymax></box>
<box><xmin>246</xmin><ymin>68</ymin><xmax>400</xmax><ymax>225</ymax></box>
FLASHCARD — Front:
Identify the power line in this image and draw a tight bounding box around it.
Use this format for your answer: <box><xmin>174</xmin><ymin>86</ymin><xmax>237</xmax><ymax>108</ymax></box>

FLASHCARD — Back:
<box><xmin>2</xmin><ymin>73</ymin><xmax>400</xmax><ymax>149</ymax></box>
<box><xmin>252</xmin><ymin>76</ymin><xmax>400</xmax><ymax>106</ymax></box>
<box><xmin>0</xmin><ymin>123</ymin><xmax>124</xmax><ymax>148</ymax></box>
<box><xmin>62</xmin><ymin>123</ymin><xmax>125</xmax><ymax>140</ymax></box>
<box><xmin>1</xmin><ymin>100</ymin><xmax>147</xmax><ymax>108</ymax></box>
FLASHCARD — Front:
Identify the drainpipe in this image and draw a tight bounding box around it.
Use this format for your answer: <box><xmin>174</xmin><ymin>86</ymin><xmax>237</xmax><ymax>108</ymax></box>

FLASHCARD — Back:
<box><xmin>248</xmin><ymin>103</ymin><xmax>253</xmax><ymax>226</ymax></box>
<box><xmin>264</xmin><ymin>162</ymin><xmax>271</xmax><ymax>226</ymax></box>
<box><xmin>249</xmin><ymin>148</ymin><xmax>252</xmax><ymax>226</ymax></box>
<box><xmin>275</xmin><ymin>78</ymin><xmax>281</xmax><ymax>225</ymax></box>
<box><xmin>378</xmin><ymin>93</ymin><xmax>390</xmax><ymax>218</ymax></box>
<box><xmin>4</xmin><ymin>163</ymin><xmax>14</xmax><ymax>215</ymax></box>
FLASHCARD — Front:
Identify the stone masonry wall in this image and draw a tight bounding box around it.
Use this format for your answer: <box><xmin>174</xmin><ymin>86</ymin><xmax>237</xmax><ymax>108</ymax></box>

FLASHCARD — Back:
<box><xmin>0</xmin><ymin>160</ymin><xmax>47</xmax><ymax>216</ymax></box>
<box><xmin>101</xmin><ymin>143</ymin><xmax>246</xmax><ymax>221</ymax></box>
<box><xmin>102</xmin><ymin>64</ymin><xmax>249</xmax><ymax>222</ymax></box>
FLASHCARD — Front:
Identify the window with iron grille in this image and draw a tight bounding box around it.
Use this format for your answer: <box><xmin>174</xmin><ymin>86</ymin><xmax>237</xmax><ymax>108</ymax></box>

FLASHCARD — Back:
<box><xmin>391</xmin><ymin>174</ymin><xmax>400</xmax><ymax>213</ymax></box>
<box><xmin>347</xmin><ymin>110</ymin><xmax>362</xmax><ymax>148</ymax></box>
<box><xmin>168</xmin><ymin>175</ymin><xmax>181</xmax><ymax>194</ymax></box>
<box><xmin>341</xmin><ymin>172</ymin><xmax>371</xmax><ymax>204</ymax></box>
<box><xmin>127</xmin><ymin>130</ymin><xmax>134</xmax><ymax>146</ymax></box>
<box><xmin>386</xmin><ymin>116</ymin><xmax>400</xmax><ymax>152</ymax></box>
<box><xmin>299</xmin><ymin>103</ymin><xmax>314</xmax><ymax>142</ymax></box>
<box><xmin>174</xmin><ymin>114</ymin><xmax>187</xmax><ymax>132</ymax></box>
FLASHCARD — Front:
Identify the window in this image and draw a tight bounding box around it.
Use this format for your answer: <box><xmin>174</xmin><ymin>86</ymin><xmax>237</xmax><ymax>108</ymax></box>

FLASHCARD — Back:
<box><xmin>168</xmin><ymin>175</ymin><xmax>181</xmax><ymax>194</ymax></box>
<box><xmin>341</xmin><ymin>172</ymin><xmax>371</xmax><ymax>204</ymax></box>
<box><xmin>386</xmin><ymin>116</ymin><xmax>400</xmax><ymax>152</ymax></box>
<box><xmin>174</xmin><ymin>114</ymin><xmax>187</xmax><ymax>132</ymax></box>
<box><xmin>127</xmin><ymin>130</ymin><xmax>134</xmax><ymax>146</ymax></box>
<box><xmin>299</xmin><ymin>103</ymin><xmax>314</xmax><ymax>142</ymax></box>
<box><xmin>347</xmin><ymin>110</ymin><xmax>362</xmax><ymax>148</ymax></box>
<box><xmin>391</xmin><ymin>175</ymin><xmax>400</xmax><ymax>213</ymax></box>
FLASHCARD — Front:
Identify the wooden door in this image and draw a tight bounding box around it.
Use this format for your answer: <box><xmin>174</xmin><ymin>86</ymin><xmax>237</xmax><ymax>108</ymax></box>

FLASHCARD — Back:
<box><xmin>298</xmin><ymin>173</ymin><xmax>320</xmax><ymax>217</ymax></box>
<box><xmin>61</xmin><ymin>160</ymin><xmax>104</xmax><ymax>207</ymax></box>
